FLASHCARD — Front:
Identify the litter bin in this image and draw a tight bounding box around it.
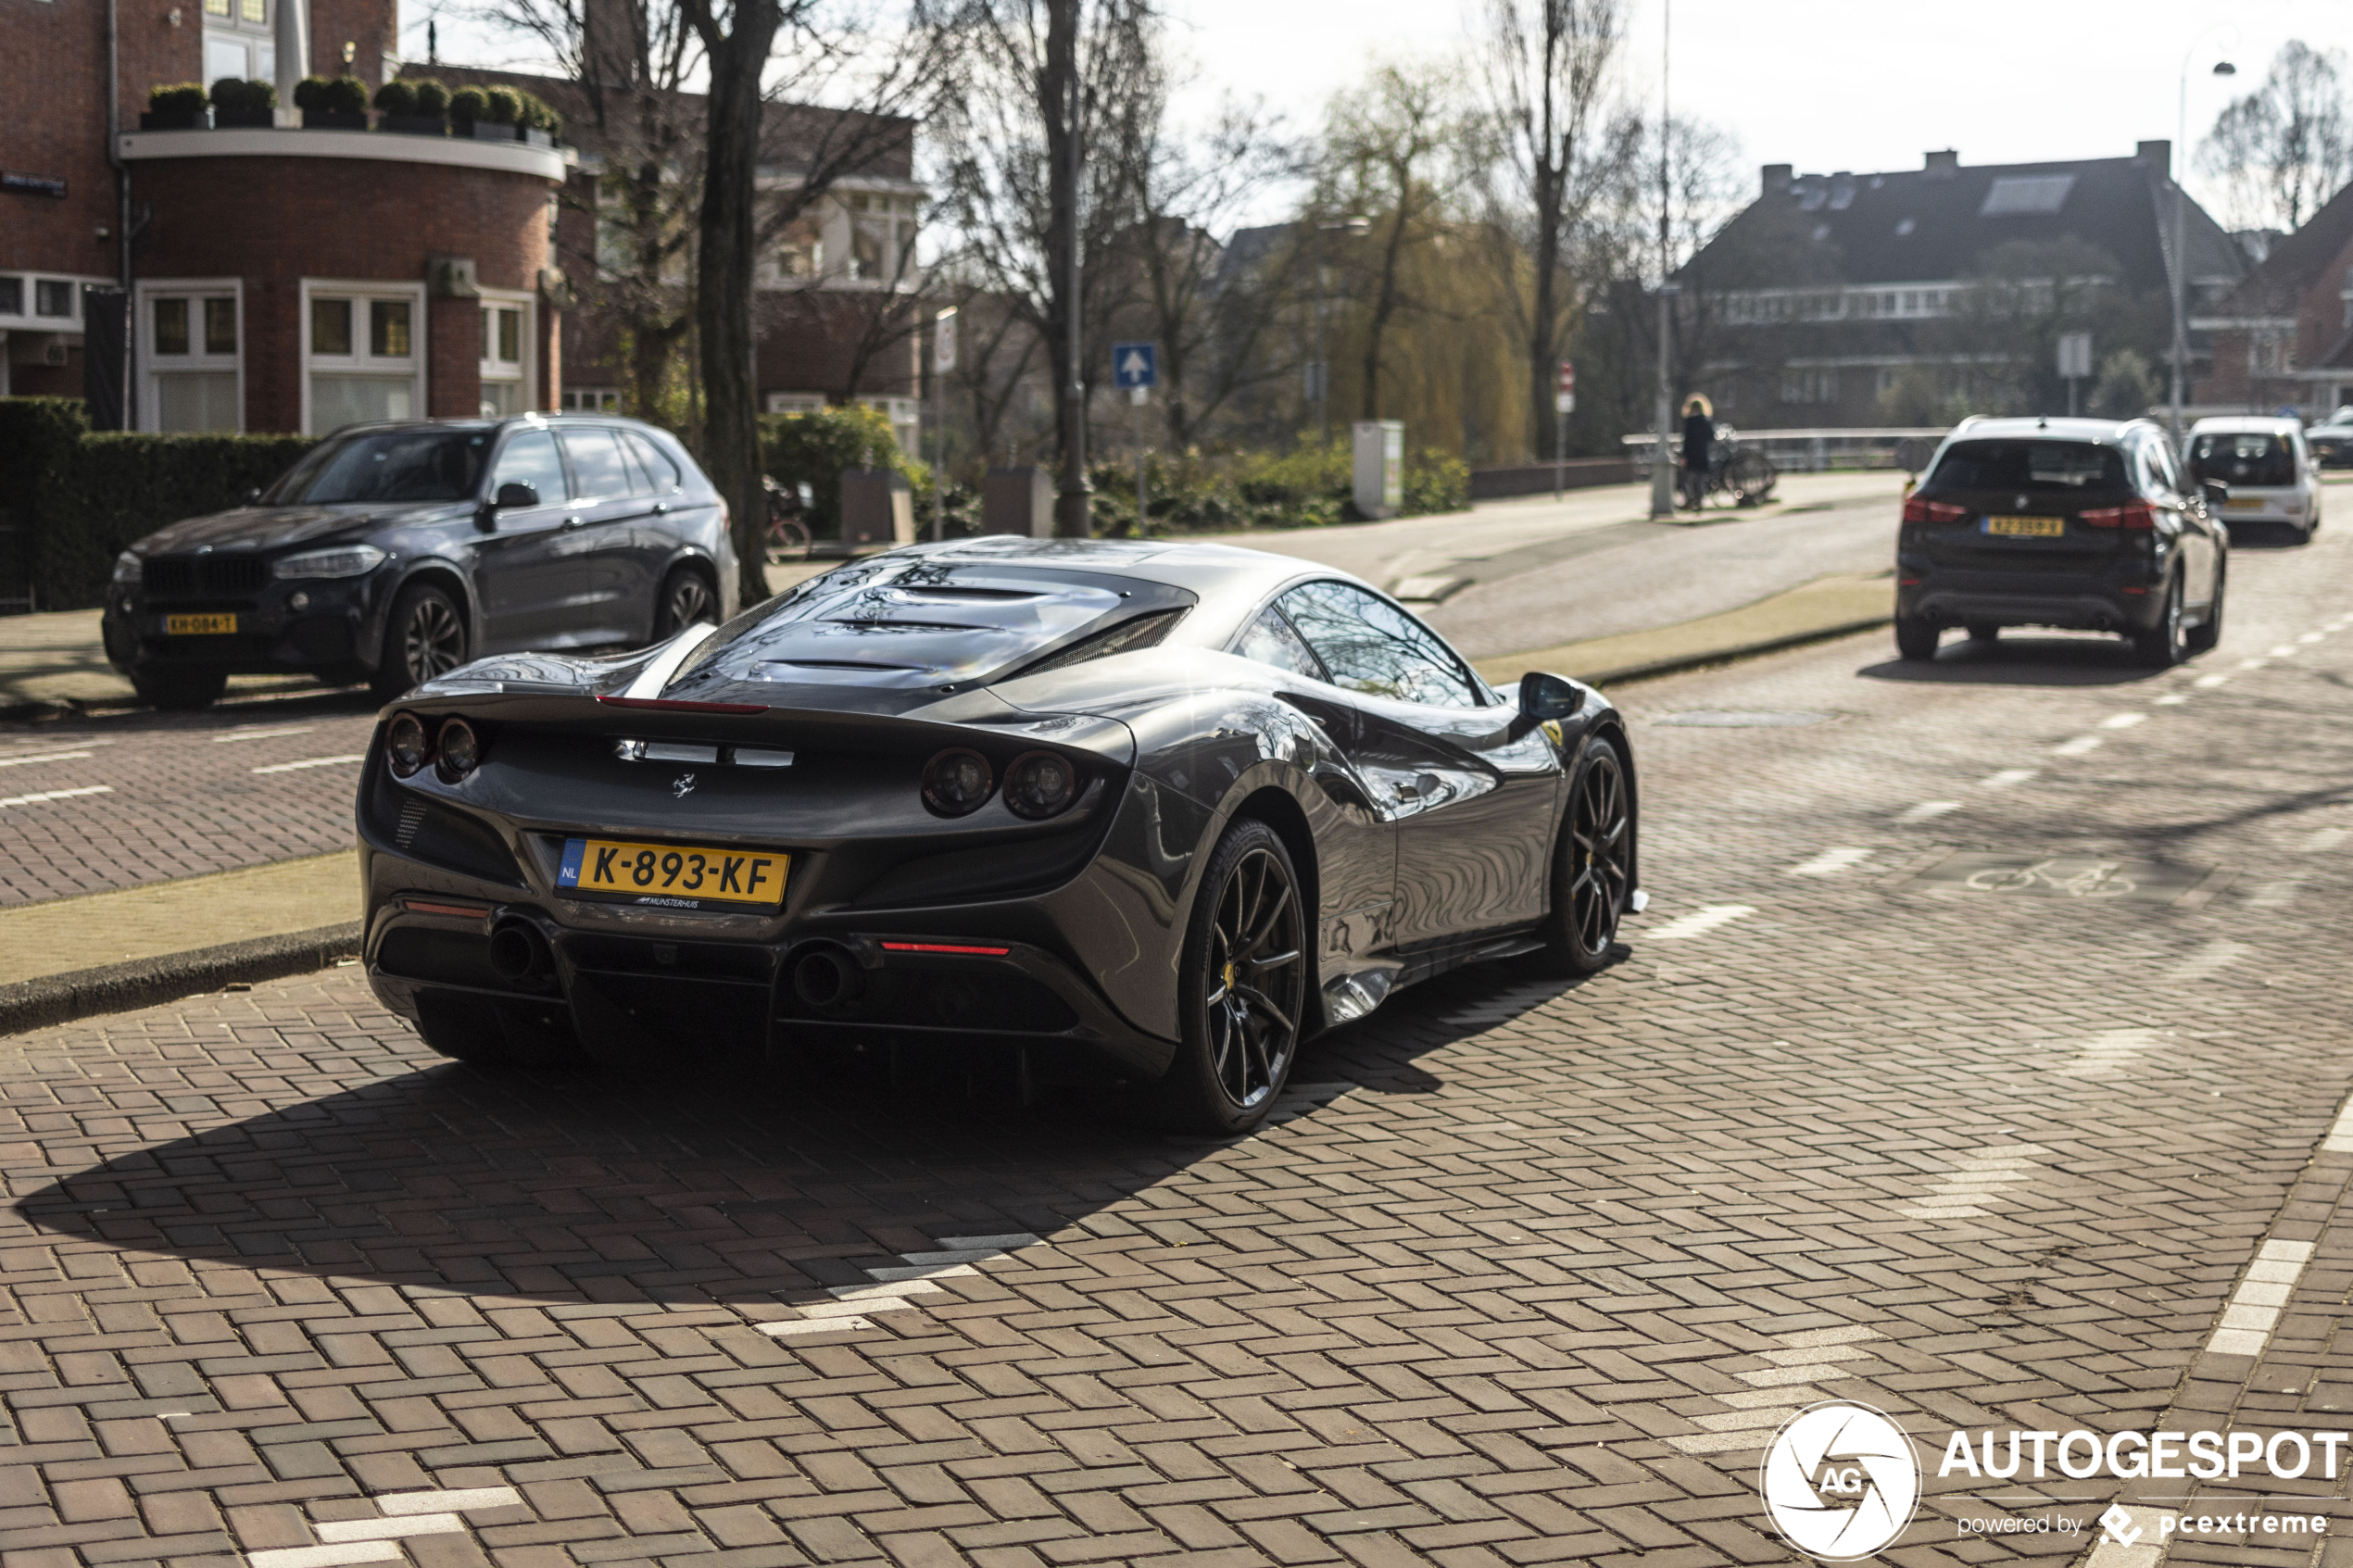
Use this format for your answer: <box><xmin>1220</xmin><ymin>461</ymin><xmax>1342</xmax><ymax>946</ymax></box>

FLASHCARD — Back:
<box><xmin>981</xmin><ymin>467</ymin><xmax>1054</xmax><ymax>537</ymax></box>
<box><xmin>839</xmin><ymin>468</ymin><xmax>915</xmax><ymax>547</ymax></box>
<box><xmin>1353</xmin><ymin>420</ymin><xmax>1403</xmax><ymax>520</ymax></box>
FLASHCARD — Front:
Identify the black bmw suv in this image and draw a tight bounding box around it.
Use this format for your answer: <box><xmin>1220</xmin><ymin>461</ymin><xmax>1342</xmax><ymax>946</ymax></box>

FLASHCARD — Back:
<box><xmin>103</xmin><ymin>415</ymin><xmax>736</xmax><ymax>709</ymax></box>
<box><xmin>1894</xmin><ymin>416</ymin><xmax>2227</xmax><ymax>668</ymax></box>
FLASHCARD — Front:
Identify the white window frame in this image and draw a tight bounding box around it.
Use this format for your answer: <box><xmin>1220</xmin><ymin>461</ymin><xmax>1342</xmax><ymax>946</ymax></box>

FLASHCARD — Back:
<box><xmin>135</xmin><ymin>277</ymin><xmax>245</xmax><ymax>433</ymax></box>
<box><xmin>299</xmin><ymin>278</ymin><xmax>429</xmax><ymax>435</ymax></box>
<box><xmin>561</xmin><ymin>387</ymin><xmax>622</xmax><ymax>411</ymax></box>
<box><xmin>476</xmin><ymin>286</ymin><xmax>535</xmax><ymax>419</ymax></box>
<box><xmin>764</xmin><ymin>392</ymin><xmax>827</xmax><ymax>414</ymax></box>
<box><xmin>202</xmin><ymin>0</ymin><xmax>273</xmax><ymax>82</ymax></box>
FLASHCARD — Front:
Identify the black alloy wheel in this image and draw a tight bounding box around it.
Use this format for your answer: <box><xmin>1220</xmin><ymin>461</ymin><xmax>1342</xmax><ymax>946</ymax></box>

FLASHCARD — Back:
<box><xmin>373</xmin><ymin>582</ymin><xmax>468</xmax><ymax>700</ymax></box>
<box><xmin>1894</xmin><ymin>616</ymin><xmax>1941</xmax><ymax>661</ymax></box>
<box><xmin>1531</xmin><ymin>736</ymin><xmax>1632</xmax><ymax>976</ymax></box>
<box><xmin>2133</xmin><ymin>572</ymin><xmax>2187</xmax><ymax>669</ymax></box>
<box><xmin>1165</xmin><ymin>819</ymin><xmax>1307</xmax><ymax>1134</ymax></box>
<box><xmin>654</xmin><ymin>568</ymin><xmax>717</xmax><ymax>640</ymax></box>
<box><xmin>2187</xmin><ymin>560</ymin><xmax>2225</xmax><ymax>654</ymax></box>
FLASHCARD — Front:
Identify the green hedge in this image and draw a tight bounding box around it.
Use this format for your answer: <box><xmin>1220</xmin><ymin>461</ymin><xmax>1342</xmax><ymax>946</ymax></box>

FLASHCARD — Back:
<box><xmin>0</xmin><ymin>398</ymin><xmax>315</xmax><ymax>609</ymax></box>
<box><xmin>1079</xmin><ymin>437</ymin><xmax>1470</xmax><ymax>535</ymax></box>
<box><xmin>759</xmin><ymin>405</ymin><xmax>926</xmax><ymax>537</ymax></box>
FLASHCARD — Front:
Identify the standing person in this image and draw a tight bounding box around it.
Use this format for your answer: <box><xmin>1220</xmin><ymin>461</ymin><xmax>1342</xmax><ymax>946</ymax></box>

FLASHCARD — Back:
<box><xmin>1679</xmin><ymin>395</ymin><xmax>1715</xmax><ymax>510</ymax></box>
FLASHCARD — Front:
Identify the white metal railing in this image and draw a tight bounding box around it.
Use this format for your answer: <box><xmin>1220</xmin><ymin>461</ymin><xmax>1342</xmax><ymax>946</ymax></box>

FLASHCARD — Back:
<box><xmin>1623</xmin><ymin>425</ymin><xmax>1950</xmax><ymax>473</ymax></box>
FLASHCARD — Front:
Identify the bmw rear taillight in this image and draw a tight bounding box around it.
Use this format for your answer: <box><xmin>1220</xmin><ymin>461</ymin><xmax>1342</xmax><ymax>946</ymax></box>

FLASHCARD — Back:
<box><xmin>2079</xmin><ymin>503</ymin><xmax>2157</xmax><ymax>530</ymax></box>
<box><xmin>1902</xmin><ymin>496</ymin><xmax>1967</xmax><ymax>524</ymax></box>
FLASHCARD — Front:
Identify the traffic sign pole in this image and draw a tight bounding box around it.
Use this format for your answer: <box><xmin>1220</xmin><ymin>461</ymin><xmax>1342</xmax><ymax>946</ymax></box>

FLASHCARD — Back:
<box><xmin>932</xmin><ymin>307</ymin><xmax>958</xmax><ymax>542</ymax></box>
<box><xmin>1554</xmin><ymin>361</ymin><xmax>1576</xmax><ymax>500</ymax></box>
<box><xmin>1111</xmin><ymin>344</ymin><xmax>1159</xmax><ymax>538</ymax></box>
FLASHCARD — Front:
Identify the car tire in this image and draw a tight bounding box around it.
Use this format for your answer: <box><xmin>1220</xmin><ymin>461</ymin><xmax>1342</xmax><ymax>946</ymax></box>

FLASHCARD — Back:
<box><xmin>412</xmin><ymin>992</ymin><xmax>578</xmax><ymax>1069</ymax></box>
<box><xmin>2186</xmin><ymin>561</ymin><xmax>2225</xmax><ymax>654</ymax></box>
<box><xmin>1160</xmin><ymin>818</ymin><xmax>1309</xmax><ymax>1135</ymax></box>
<box><xmin>131</xmin><ymin>668</ymin><xmax>227</xmax><ymax>710</ymax></box>
<box><xmin>2133</xmin><ymin>572</ymin><xmax>2188</xmax><ymax>668</ymax></box>
<box><xmin>652</xmin><ymin>565</ymin><xmax>718</xmax><ymax>642</ymax></box>
<box><xmin>1529</xmin><ymin>735</ymin><xmax>1633</xmax><ymax>978</ymax></box>
<box><xmin>1965</xmin><ymin>622</ymin><xmax>2000</xmax><ymax>645</ymax></box>
<box><xmin>1894</xmin><ymin>617</ymin><xmax>1941</xmax><ymax>661</ymax></box>
<box><xmin>372</xmin><ymin>581</ymin><xmax>469</xmax><ymax>703</ymax></box>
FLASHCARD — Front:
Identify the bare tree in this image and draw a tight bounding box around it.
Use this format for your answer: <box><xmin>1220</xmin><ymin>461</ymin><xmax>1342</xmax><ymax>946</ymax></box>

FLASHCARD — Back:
<box><xmin>2199</xmin><ymin>40</ymin><xmax>2353</xmax><ymax>232</ymax></box>
<box><xmin>934</xmin><ymin>0</ymin><xmax>1153</xmax><ymax>533</ymax></box>
<box><xmin>1470</xmin><ymin>0</ymin><xmax>1638</xmax><ymax>460</ymax></box>
<box><xmin>1320</xmin><ymin>64</ymin><xmax>1463</xmax><ymax>421</ymax></box>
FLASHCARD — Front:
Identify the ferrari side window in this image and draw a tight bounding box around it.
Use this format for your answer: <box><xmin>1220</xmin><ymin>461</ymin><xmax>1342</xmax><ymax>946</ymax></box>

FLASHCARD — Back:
<box><xmin>1238</xmin><ymin>606</ymin><xmax>1322</xmax><ymax>678</ymax></box>
<box><xmin>1279</xmin><ymin>582</ymin><xmax>1480</xmax><ymax>709</ymax></box>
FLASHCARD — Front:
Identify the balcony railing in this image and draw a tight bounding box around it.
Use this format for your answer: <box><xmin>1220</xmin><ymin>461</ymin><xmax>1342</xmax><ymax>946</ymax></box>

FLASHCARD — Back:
<box><xmin>1623</xmin><ymin>426</ymin><xmax>1951</xmax><ymax>474</ymax></box>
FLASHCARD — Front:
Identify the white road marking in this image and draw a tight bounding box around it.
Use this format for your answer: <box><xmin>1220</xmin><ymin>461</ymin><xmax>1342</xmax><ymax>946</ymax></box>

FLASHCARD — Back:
<box><xmin>2299</xmin><ymin>631</ymin><xmax>2325</xmax><ymax>644</ymax></box>
<box><xmin>1666</xmin><ymin>1326</ymin><xmax>1887</xmax><ymax>1455</ymax></box>
<box><xmin>2153</xmin><ymin>693</ymin><xmax>2187</xmax><ymax>705</ymax></box>
<box><xmin>1645</xmin><ymin>904</ymin><xmax>1755</xmax><ymax>940</ymax></box>
<box><xmin>2321</xmin><ymin>1094</ymin><xmax>2353</xmax><ymax>1155</ymax></box>
<box><xmin>2270</xmin><ymin>644</ymin><xmax>2299</xmax><ymax>658</ymax></box>
<box><xmin>246</xmin><ymin>1547</ymin><xmax>404</xmax><ymax>1568</ymax></box>
<box><xmin>1896</xmin><ymin>1144</ymin><xmax>2049</xmax><ymax>1221</ymax></box>
<box><xmin>937</xmin><ymin>1232</ymin><xmax>1044</xmax><ymax>1249</ymax></box>
<box><xmin>2058</xmin><ymin>1028</ymin><xmax>2160</xmax><ymax>1080</ymax></box>
<box><xmin>864</xmin><ymin>1261</ymin><xmax>981</xmax><ymax>1283</ymax></box>
<box><xmin>214</xmin><ymin>725</ymin><xmax>315</xmax><ymax>743</ymax></box>
<box><xmin>2238</xmin><ymin>658</ymin><xmax>2271</xmax><ymax>670</ymax></box>
<box><xmin>2053</xmin><ymin>734</ymin><xmax>2103</xmax><ymax>756</ymax></box>
<box><xmin>0</xmin><ymin>749</ymin><xmax>94</xmax><ymax>768</ymax></box>
<box><xmin>376</xmin><ymin>1488</ymin><xmax>521</xmax><ymax>1515</ymax></box>
<box><xmin>2084</xmin><ymin>1505</ymin><xmax>2168</xmax><ymax>1568</ymax></box>
<box><xmin>313</xmin><ymin>1515</ymin><xmax>464</xmax><ymax>1543</ymax></box>
<box><xmin>2206</xmin><ymin>1237</ymin><xmax>2316</xmax><ymax>1358</ymax></box>
<box><xmin>1788</xmin><ymin>847</ymin><xmax>1872</xmax><ymax>877</ymax></box>
<box><xmin>1895</xmin><ymin>800</ymin><xmax>1958</xmax><ymax>822</ymax></box>
<box><xmin>2166</xmin><ymin>939</ymin><xmax>2250</xmax><ymax>985</ymax></box>
<box><xmin>756</xmin><ymin>1234</ymin><xmax>1042</xmax><ymax>1338</ymax></box>
<box><xmin>0</xmin><ymin>785</ymin><xmax>111</xmax><ymax>809</ymax></box>
<box><xmin>2246</xmin><ymin>880</ymin><xmax>2302</xmax><ymax>908</ymax></box>
<box><xmin>2302</xmin><ymin>827</ymin><xmax>2349</xmax><ymax>852</ymax></box>
<box><xmin>250</xmin><ymin>754</ymin><xmax>365</xmax><ymax>774</ymax></box>
<box><xmin>2193</xmin><ymin>672</ymin><xmax>2230</xmax><ymax>688</ymax></box>
<box><xmin>2099</xmin><ymin>711</ymin><xmax>2146</xmax><ymax>730</ymax></box>
<box><xmin>1979</xmin><ymin>768</ymin><xmax>2037</xmax><ymax>788</ymax></box>
<box><xmin>828</xmin><ymin>1279</ymin><xmax>948</xmax><ymax>1301</ymax></box>
<box><xmin>760</xmin><ymin>1316</ymin><xmax>874</xmax><ymax>1337</ymax></box>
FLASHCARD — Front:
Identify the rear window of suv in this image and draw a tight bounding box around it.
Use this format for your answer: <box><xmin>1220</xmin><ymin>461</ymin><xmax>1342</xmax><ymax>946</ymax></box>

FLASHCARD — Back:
<box><xmin>1924</xmin><ymin>440</ymin><xmax>2128</xmax><ymax>495</ymax></box>
<box><xmin>2187</xmin><ymin>433</ymin><xmax>2296</xmax><ymax>489</ymax></box>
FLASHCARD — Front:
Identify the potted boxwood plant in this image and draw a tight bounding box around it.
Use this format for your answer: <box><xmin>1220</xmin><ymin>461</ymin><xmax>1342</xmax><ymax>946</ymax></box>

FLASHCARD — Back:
<box><xmin>517</xmin><ymin>91</ymin><xmax>562</xmax><ymax>147</ymax></box>
<box><xmin>141</xmin><ymin>82</ymin><xmax>209</xmax><ymax>131</ymax></box>
<box><xmin>297</xmin><ymin>75</ymin><xmax>370</xmax><ymax>130</ymax></box>
<box><xmin>471</xmin><ymin>84</ymin><xmax>522</xmax><ymax>141</ymax></box>
<box><xmin>209</xmin><ymin>77</ymin><xmax>277</xmax><ymax>129</ymax></box>
<box><xmin>447</xmin><ymin>84</ymin><xmax>487</xmax><ymax>135</ymax></box>
<box><xmin>374</xmin><ymin>78</ymin><xmax>445</xmax><ymax>135</ymax></box>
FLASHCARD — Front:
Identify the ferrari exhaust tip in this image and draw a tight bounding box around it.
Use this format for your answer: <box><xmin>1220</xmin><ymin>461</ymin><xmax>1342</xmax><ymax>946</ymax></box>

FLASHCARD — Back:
<box><xmin>488</xmin><ymin>917</ymin><xmax>553</xmax><ymax>985</ymax></box>
<box><xmin>791</xmin><ymin>945</ymin><xmax>864</xmax><ymax>1010</ymax></box>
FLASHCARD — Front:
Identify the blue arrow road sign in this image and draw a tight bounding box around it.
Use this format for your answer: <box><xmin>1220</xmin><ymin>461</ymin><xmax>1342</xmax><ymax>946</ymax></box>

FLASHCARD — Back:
<box><xmin>1113</xmin><ymin>342</ymin><xmax>1158</xmax><ymax>389</ymax></box>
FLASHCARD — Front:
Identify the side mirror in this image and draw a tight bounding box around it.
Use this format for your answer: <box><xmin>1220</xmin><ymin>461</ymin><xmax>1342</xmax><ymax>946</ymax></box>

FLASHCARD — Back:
<box><xmin>1517</xmin><ymin>671</ymin><xmax>1582</xmax><ymax>721</ymax></box>
<box><xmin>2200</xmin><ymin>480</ymin><xmax>2228</xmax><ymax>509</ymax></box>
<box><xmin>495</xmin><ymin>483</ymin><xmax>540</xmax><ymax>509</ymax></box>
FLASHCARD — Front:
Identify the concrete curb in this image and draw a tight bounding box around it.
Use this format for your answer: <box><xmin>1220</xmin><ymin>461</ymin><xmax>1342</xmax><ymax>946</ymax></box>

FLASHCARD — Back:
<box><xmin>0</xmin><ymin>922</ymin><xmax>364</xmax><ymax>1036</ymax></box>
<box><xmin>1577</xmin><ymin>614</ymin><xmax>1894</xmax><ymax>688</ymax></box>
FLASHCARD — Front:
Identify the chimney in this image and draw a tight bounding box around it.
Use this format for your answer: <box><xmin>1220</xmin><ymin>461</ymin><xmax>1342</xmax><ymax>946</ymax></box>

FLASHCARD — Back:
<box><xmin>2137</xmin><ymin>139</ymin><xmax>2172</xmax><ymax>175</ymax></box>
<box><xmin>1762</xmin><ymin>163</ymin><xmax>1793</xmax><ymax>196</ymax></box>
<box><xmin>1923</xmin><ymin>149</ymin><xmax>1959</xmax><ymax>178</ymax></box>
<box><xmin>583</xmin><ymin>0</ymin><xmax>636</xmax><ymax>87</ymax></box>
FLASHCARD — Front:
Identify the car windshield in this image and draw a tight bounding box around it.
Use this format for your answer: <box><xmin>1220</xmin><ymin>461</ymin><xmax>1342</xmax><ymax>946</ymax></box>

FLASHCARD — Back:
<box><xmin>1924</xmin><ymin>439</ymin><xmax>2129</xmax><ymax>495</ymax></box>
<box><xmin>263</xmin><ymin>430</ymin><xmax>492</xmax><ymax>504</ymax></box>
<box><xmin>2187</xmin><ymin>433</ymin><xmax>2296</xmax><ymax>489</ymax></box>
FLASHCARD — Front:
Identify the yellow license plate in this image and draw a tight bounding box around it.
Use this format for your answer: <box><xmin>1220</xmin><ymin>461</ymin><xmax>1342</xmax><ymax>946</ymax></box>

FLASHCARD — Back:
<box><xmin>2224</xmin><ymin>498</ymin><xmax>2265</xmax><ymax>511</ymax></box>
<box><xmin>1984</xmin><ymin>514</ymin><xmax>2064</xmax><ymax>537</ymax></box>
<box><xmin>164</xmin><ymin>612</ymin><xmax>239</xmax><ymax>634</ymax></box>
<box><xmin>557</xmin><ymin>836</ymin><xmax>788</xmax><ymax>909</ymax></box>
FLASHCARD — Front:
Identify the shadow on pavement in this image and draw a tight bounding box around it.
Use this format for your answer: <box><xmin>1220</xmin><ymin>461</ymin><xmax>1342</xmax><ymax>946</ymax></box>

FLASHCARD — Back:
<box><xmin>10</xmin><ymin>958</ymin><xmax>1609</xmax><ymax>1305</ymax></box>
<box><xmin>1856</xmin><ymin>633</ymin><xmax>2177</xmax><ymax>687</ymax></box>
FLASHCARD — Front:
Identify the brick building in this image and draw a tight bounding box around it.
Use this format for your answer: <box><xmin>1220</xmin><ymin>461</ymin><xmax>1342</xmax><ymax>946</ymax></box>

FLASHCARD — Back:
<box><xmin>2192</xmin><ymin>180</ymin><xmax>2353</xmax><ymax>419</ymax></box>
<box><xmin>1</xmin><ymin>0</ymin><xmax>566</xmax><ymax>431</ymax></box>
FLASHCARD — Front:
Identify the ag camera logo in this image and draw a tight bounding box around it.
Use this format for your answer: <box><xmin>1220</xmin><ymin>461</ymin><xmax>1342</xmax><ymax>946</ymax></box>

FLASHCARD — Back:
<box><xmin>1760</xmin><ymin>1401</ymin><xmax>1921</xmax><ymax>1561</ymax></box>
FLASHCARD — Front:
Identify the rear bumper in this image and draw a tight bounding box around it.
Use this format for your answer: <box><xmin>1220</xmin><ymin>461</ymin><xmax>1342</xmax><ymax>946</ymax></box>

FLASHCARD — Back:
<box><xmin>1897</xmin><ymin>578</ymin><xmax>2165</xmax><ymax>633</ymax></box>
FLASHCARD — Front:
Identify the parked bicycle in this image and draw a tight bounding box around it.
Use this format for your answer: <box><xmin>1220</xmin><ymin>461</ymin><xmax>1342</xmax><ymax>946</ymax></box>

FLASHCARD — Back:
<box><xmin>1676</xmin><ymin>426</ymin><xmax>1780</xmax><ymax>510</ymax></box>
<box><xmin>763</xmin><ymin>476</ymin><xmax>813</xmax><ymax>562</ymax></box>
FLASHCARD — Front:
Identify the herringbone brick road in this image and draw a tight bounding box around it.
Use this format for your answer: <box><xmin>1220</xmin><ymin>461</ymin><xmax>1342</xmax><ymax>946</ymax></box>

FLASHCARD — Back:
<box><xmin>4</xmin><ymin>527</ymin><xmax>2353</xmax><ymax>1567</ymax></box>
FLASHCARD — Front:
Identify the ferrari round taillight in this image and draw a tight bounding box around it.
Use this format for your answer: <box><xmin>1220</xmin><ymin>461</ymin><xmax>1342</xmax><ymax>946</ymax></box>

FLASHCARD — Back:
<box><xmin>1003</xmin><ymin>750</ymin><xmax>1080</xmax><ymax>820</ymax></box>
<box><xmin>386</xmin><ymin>712</ymin><xmax>430</xmax><ymax>778</ymax></box>
<box><xmin>435</xmin><ymin>718</ymin><xmax>483</xmax><ymax>782</ymax></box>
<box><xmin>922</xmin><ymin>747</ymin><xmax>993</xmax><ymax>816</ymax></box>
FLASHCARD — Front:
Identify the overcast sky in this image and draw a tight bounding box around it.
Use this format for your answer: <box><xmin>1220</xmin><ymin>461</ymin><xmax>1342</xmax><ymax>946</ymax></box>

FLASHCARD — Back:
<box><xmin>414</xmin><ymin>0</ymin><xmax>2347</xmax><ymax>229</ymax></box>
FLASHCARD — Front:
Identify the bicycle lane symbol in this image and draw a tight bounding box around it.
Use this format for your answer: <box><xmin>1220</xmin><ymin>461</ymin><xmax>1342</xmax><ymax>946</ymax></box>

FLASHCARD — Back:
<box><xmin>1961</xmin><ymin>858</ymin><xmax>2138</xmax><ymax>898</ymax></box>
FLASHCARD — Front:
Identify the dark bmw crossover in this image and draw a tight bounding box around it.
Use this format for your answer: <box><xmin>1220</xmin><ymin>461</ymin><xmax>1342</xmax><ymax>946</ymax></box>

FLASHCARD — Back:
<box><xmin>354</xmin><ymin>537</ymin><xmax>1642</xmax><ymax>1132</ymax></box>
<box><xmin>1894</xmin><ymin>416</ymin><xmax>2227</xmax><ymax>667</ymax></box>
<box><xmin>103</xmin><ymin>415</ymin><xmax>736</xmax><ymax>709</ymax></box>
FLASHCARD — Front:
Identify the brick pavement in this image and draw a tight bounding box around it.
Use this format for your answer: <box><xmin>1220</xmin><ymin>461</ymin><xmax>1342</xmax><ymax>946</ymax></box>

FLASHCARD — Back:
<box><xmin>0</xmin><ymin>530</ymin><xmax>2349</xmax><ymax>1567</ymax></box>
<box><xmin>0</xmin><ymin>692</ymin><xmax>380</xmax><ymax>909</ymax></box>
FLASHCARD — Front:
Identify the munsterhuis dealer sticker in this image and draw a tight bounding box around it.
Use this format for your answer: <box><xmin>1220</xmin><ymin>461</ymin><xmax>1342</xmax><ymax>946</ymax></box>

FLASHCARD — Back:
<box><xmin>1756</xmin><ymin>1399</ymin><xmax>2340</xmax><ymax>1559</ymax></box>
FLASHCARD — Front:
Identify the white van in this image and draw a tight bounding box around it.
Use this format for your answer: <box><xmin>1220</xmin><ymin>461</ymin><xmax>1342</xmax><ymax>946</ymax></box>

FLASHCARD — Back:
<box><xmin>2184</xmin><ymin>417</ymin><xmax>2321</xmax><ymax>544</ymax></box>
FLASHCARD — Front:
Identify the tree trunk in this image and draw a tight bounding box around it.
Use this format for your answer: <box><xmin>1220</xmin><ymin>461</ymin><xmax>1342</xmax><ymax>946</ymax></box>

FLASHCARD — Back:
<box><xmin>695</xmin><ymin>0</ymin><xmax>782</xmax><ymax>613</ymax></box>
<box><xmin>1043</xmin><ymin>0</ymin><xmax>1090</xmax><ymax>534</ymax></box>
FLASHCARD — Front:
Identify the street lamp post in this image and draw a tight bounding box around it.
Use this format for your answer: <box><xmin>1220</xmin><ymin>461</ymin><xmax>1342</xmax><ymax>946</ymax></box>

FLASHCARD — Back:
<box><xmin>1312</xmin><ymin>216</ymin><xmax>1366</xmax><ymax>444</ymax></box>
<box><xmin>1648</xmin><ymin>0</ymin><xmax>1676</xmax><ymax>520</ymax></box>
<box><xmin>2172</xmin><ymin>47</ymin><xmax>2237</xmax><ymax>441</ymax></box>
